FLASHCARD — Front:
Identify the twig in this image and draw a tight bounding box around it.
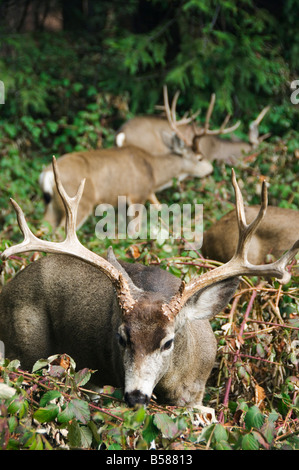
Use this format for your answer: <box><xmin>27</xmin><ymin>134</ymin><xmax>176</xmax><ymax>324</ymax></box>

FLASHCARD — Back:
<box><xmin>246</xmin><ymin>319</ymin><xmax>299</xmax><ymax>331</ymax></box>
<box><xmin>218</xmin><ymin>288</ymin><xmax>258</xmax><ymax>424</ymax></box>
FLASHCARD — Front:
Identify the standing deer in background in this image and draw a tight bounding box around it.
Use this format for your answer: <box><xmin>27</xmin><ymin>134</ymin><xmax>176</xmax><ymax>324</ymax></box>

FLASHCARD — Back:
<box><xmin>39</xmin><ymin>91</ymin><xmax>213</xmax><ymax>229</ymax></box>
<box><xmin>116</xmin><ymin>86</ymin><xmax>270</xmax><ymax>164</ymax></box>
<box><xmin>202</xmin><ymin>205</ymin><xmax>299</xmax><ymax>265</ymax></box>
<box><xmin>1</xmin><ymin>157</ymin><xmax>298</xmax><ymax>419</ymax></box>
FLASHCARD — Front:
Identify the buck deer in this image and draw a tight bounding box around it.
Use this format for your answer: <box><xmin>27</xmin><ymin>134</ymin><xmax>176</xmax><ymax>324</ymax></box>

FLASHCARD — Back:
<box><xmin>1</xmin><ymin>158</ymin><xmax>298</xmax><ymax>420</ymax></box>
<box><xmin>39</xmin><ymin>94</ymin><xmax>213</xmax><ymax>229</ymax></box>
<box><xmin>116</xmin><ymin>86</ymin><xmax>270</xmax><ymax>164</ymax></box>
<box><xmin>202</xmin><ymin>205</ymin><xmax>299</xmax><ymax>265</ymax></box>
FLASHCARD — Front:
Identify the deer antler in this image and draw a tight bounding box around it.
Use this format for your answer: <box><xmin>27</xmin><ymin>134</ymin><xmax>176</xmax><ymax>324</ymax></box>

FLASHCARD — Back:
<box><xmin>163</xmin><ymin>169</ymin><xmax>299</xmax><ymax>319</ymax></box>
<box><xmin>163</xmin><ymin>85</ymin><xmax>200</xmax><ymax>144</ymax></box>
<box><xmin>1</xmin><ymin>156</ymin><xmax>137</xmax><ymax>313</ymax></box>
<box><xmin>249</xmin><ymin>105</ymin><xmax>271</xmax><ymax>145</ymax></box>
<box><xmin>196</xmin><ymin>93</ymin><xmax>241</xmax><ymax>137</ymax></box>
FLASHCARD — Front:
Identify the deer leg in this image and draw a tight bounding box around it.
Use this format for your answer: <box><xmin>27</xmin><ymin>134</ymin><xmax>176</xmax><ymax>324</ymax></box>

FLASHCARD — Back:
<box><xmin>126</xmin><ymin>197</ymin><xmax>147</xmax><ymax>238</ymax></box>
<box><xmin>147</xmin><ymin>192</ymin><xmax>162</xmax><ymax>210</ymax></box>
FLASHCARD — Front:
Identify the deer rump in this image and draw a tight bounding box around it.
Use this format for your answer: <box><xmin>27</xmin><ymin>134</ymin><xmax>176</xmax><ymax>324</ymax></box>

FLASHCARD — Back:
<box><xmin>0</xmin><ymin>253</ymin><xmax>238</xmax><ymax>408</ymax></box>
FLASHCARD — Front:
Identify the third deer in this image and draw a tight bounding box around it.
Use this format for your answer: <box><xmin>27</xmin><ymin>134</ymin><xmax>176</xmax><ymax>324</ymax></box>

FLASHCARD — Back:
<box><xmin>202</xmin><ymin>205</ymin><xmax>299</xmax><ymax>265</ymax></box>
<box><xmin>116</xmin><ymin>86</ymin><xmax>270</xmax><ymax>164</ymax></box>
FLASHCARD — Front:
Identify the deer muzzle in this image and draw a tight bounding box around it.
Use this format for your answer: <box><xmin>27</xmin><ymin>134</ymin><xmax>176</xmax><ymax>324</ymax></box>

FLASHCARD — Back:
<box><xmin>124</xmin><ymin>390</ymin><xmax>151</xmax><ymax>408</ymax></box>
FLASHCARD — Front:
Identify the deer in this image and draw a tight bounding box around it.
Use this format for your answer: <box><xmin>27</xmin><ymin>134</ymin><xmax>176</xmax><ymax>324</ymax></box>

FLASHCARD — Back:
<box><xmin>1</xmin><ymin>157</ymin><xmax>298</xmax><ymax>422</ymax></box>
<box><xmin>202</xmin><ymin>205</ymin><xmax>299</xmax><ymax>265</ymax></box>
<box><xmin>39</xmin><ymin>91</ymin><xmax>213</xmax><ymax>229</ymax></box>
<box><xmin>116</xmin><ymin>86</ymin><xmax>270</xmax><ymax>164</ymax></box>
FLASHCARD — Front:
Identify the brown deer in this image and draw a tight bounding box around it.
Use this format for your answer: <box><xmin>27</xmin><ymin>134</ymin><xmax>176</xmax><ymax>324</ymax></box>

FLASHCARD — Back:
<box><xmin>39</xmin><ymin>93</ymin><xmax>213</xmax><ymax>229</ymax></box>
<box><xmin>116</xmin><ymin>86</ymin><xmax>270</xmax><ymax>164</ymax></box>
<box><xmin>1</xmin><ymin>157</ymin><xmax>298</xmax><ymax>420</ymax></box>
<box><xmin>202</xmin><ymin>205</ymin><xmax>299</xmax><ymax>265</ymax></box>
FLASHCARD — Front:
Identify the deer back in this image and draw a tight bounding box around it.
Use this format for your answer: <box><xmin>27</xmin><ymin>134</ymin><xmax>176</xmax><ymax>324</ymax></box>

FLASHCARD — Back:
<box><xmin>202</xmin><ymin>206</ymin><xmax>299</xmax><ymax>264</ymax></box>
<box><xmin>116</xmin><ymin>118</ymin><xmax>253</xmax><ymax>164</ymax></box>
<box><xmin>116</xmin><ymin>90</ymin><xmax>270</xmax><ymax>164</ymax></box>
<box><xmin>39</xmin><ymin>141</ymin><xmax>212</xmax><ymax>229</ymax></box>
<box><xmin>116</xmin><ymin>115</ymin><xmax>195</xmax><ymax>155</ymax></box>
<box><xmin>193</xmin><ymin>135</ymin><xmax>253</xmax><ymax>164</ymax></box>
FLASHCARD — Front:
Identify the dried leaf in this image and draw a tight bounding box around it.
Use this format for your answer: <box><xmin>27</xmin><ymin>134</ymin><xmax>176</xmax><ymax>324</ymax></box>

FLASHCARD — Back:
<box><xmin>255</xmin><ymin>384</ymin><xmax>266</xmax><ymax>408</ymax></box>
<box><xmin>128</xmin><ymin>244</ymin><xmax>141</xmax><ymax>259</ymax></box>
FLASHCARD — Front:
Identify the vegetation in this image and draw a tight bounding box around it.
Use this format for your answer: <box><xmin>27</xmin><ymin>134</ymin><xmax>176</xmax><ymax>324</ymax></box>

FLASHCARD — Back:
<box><xmin>0</xmin><ymin>0</ymin><xmax>298</xmax><ymax>451</ymax></box>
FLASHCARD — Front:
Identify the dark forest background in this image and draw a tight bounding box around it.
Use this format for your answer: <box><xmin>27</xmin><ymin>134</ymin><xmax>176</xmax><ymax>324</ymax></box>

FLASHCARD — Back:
<box><xmin>0</xmin><ymin>0</ymin><xmax>298</xmax><ymax>148</ymax></box>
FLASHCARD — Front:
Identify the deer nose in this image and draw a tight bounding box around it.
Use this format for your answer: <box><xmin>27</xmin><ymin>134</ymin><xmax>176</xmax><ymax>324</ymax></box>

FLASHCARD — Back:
<box><xmin>125</xmin><ymin>390</ymin><xmax>150</xmax><ymax>407</ymax></box>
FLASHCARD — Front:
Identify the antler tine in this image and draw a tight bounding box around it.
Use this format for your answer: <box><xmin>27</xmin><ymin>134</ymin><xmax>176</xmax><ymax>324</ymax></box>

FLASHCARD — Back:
<box><xmin>253</xmin><ymin>105</ymin><xmax>270</xmax><ymax>126</ymax></box>
<box><xmin>231</xmin><ymin>169</ymin><xmax>268</xmax><ymax>261</ymax></box>
<box><xmin>205</xmin><ymin>115</ymin><xmax>241</xmax><ymax>135</ymax></box>
<box><xmin>171</xmin><ymin>90</ymin><xmax>180</xmax><ymax>122</ymax></box>
<box><xmin>1</xmin><ymin>198</ymin><xmax>44</xmax><ymax>259</ymax></box>
<box><xmin>170</xmin><ymin>89</ymin><xmax>201</xmax><ymax>125</ymax></box>
<box><xmin>52</xmin><ymin>155</ymin><xmax>85</xmax><ymax>240</ymax></box>
<box><xmin>163</xmin><ymin>169</ymin><xmax>299</xmax><ymax>320</ymax></box>
<box><xmin>197</xmin><ymin>93</ymin><xmax>240</xmax><ymax>136</ymax></box>
<box><xmin>1</xmin><ymin>157</ymin><xmax>136</xmax><ymax>313</ymax></box>
<box><xmin>204</xmin><ymin>93</ymin><xmax>216</xmax><ymax>132</ymax></box>
<box><xmin>249</xmin><ymin>105</ymin><xmax>271</xmax><ymax>145</ymax></box>
<box><xmin>163</xmin><ymin>85</ymin><xmax>189</xmax><ymax>144</ymax></box>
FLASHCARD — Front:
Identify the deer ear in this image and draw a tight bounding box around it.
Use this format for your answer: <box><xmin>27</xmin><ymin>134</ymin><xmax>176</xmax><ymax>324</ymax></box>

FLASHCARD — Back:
<box><xmin>161</xmin><ymin>130</ymin><xmax>174</xmax><ymax>149</ymax></box>
<box><xmin>183</xmin><ymin>277</ymin><xmax>240</xmax><ymax>321</ymax></box>
<box><xmin>161</xmin><ymin>131</ymin><xmax>185</xmax><ymax>156</ymax></box>
<box><xmin>107</xmin><ymin>246</ymin><xmax>144</xmax><ymax>298</ymax></box>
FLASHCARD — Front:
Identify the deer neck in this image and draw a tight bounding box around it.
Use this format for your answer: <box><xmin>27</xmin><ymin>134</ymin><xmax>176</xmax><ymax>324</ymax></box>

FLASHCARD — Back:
<box><xmin>147</xmin><ymin>154</ymin><xmax>183</xmax><ymax>190</ymax></box>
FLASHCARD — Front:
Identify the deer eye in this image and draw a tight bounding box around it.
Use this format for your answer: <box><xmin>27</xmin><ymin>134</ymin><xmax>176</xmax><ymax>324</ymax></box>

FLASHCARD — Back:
<box><xmin>116</xmin><ymin>333</ymin><xmax>127</xmax><ymax>348</ymax></box>
<box><xmin>161</xmin><ymin>339</ymin><xmax>174</xmax><ymax>352</ymax></box>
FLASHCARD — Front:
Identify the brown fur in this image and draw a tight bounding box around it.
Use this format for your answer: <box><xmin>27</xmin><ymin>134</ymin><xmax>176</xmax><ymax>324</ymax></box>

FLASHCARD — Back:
<box><xmin>39</xmin><ymin>139</ymin><xmax>213</xmax><ymax>229</ymax></box>
<box><xmin>202</xmin><ymin>206</ymin><xmax>299</xmax><ymax>264</ymax></box>
<box><xmin>116</xmin><ymin>115</ymin><xmax>263</xmax><ymax>164</ymax></box>
<box><xmin>0</xmin><ymin>254</ymin><xmax>238</xmax><ymax>409</ymax></box>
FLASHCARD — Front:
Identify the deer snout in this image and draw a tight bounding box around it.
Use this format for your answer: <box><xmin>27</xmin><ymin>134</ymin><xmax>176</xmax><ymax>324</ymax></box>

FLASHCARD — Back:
<box><xmin>124</xmin><ymin>390</ymin><xmax>150</xmax><ymax>408</ymax></box>
<box><xmin>194</xmin><ymin>158</ymin><xmax>213</xmax><ymax>177</ymax></box>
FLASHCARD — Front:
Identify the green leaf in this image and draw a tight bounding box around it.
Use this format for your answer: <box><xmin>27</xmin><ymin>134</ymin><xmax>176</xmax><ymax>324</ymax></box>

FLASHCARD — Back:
<box><xmin>68</xmin><ymin>420</ymin><xmax>82</xmax><ymax>448</ymax></box>
<box><xmin>214</xmin><ymin>424</ymin><xmax>229</xmax><ymax>442</ymax></box>
<box><xmin>215</xmin><ymin>440</ymin><xmax>232</xmax><ymax>450</ymax></box>
<box><xmin>261</xmin><ymin>420</ymin><xmax>276</xmax><ymax>444</ymax></box>
<box><xmin>46</xmin><ymin>121</ymin><xmax>59</xmax><ymax>134</ymax></box>
<box><xmin>78</xmin><ymin>426</ymin><xmax>93</xmax><ymax>449</ymax></box>
<box><xmin>40</xmin><ymin>390</ymin><xmax>62</xmax><ymax>407</ymax></box>
<box><xmin>7</xmin><ymin>397</ymin><xmax>29</xmax><ymax>419</ymax></box>
<box><xmin>8</xmin><ymin>416</ymin><xmax>18</xmax><ymax>433</ymax></box>
<box><xmin>142</xmin><ymin>415</ymin><xmax>159</xmax><ymax>444</ymax></box>
<box><xmin>68</xmin><ymin>399</ymin><xmax>90</xmax><ymax>424</ymax></box>
<box><xmin>244</xmin><ymin>405</ymin><xmax>265</xmax><ymax>430</ymax></box>
<box><xmin>6</xmin><ymin>359</ymin><xmax>21</xmax><ymax>371</ymax></box>
<box><xmin>242</xmin><ymin>433</ymin><xmax>260</xmax><ymax>450</ymax></box>
<box><xmin>57</xmin><ymin>403</ymin><xmax>75</xmax><ymax>424</ymax></box>
<box><xmin>132</xmin><ymin>406</ymin><xmax>146</xmax><ymax>424</ymax></box>
<box><xmin>32</xmin><ymin>358</ymin><xmax>51</xmax><ymax>372</ymax></box>
<box><xmin>153</xmin><ymin>413</ymin><xmax>178</xmax><ymax>439</ymax></box>
<box><xmin>0</xmin><ymin>383</ymin><xmax>16</xmax><ymax>399</ymax></box>
<box><xmin>74</xmin><ymin>368</ymin><xmax>92</xmax><ymax>387</ymax></box>
<box><xmin>33</xmin><ymin>404</ymin><xmax>59</xmax><ymax>423</ymax></box>
<box><xmin>108</xmin><ymin>443</ymin><xmax>123</xmax><ymax>450</ymax></box>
